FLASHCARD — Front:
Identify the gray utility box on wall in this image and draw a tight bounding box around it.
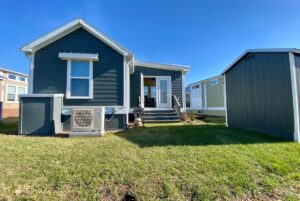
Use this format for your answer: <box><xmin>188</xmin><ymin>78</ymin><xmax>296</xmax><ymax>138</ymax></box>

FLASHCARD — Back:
<box><xmin>19</xmin><ymin>94</ymin><xmax>64</xmax><ymax>135</ymax></box>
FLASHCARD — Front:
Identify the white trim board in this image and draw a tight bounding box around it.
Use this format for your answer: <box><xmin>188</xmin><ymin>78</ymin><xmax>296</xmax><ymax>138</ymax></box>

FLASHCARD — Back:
<box><xmin>21</xmin><ymin>18</ymin><xmax>131</xmax><ymax>56</ymax></box>
<box><xmin>59</xmin><ymin>53</ymin><xmax>99</xmax><ymax>61</ymax></box>
<box><xmin>182</xmin><ymin>71</ymin><xmax>186</xmax><ymax>112</ymax></box>
<box><xmin>224</xmin><ymin>74</ymin><xmax>228</xmax><ymax>127</ymax></box>
<box><xmin>289</xmin><ymin>53</ymin><xmax>300</xmax><ymax>142</ymax></box>
<box><xmin>19</xmin><ymin>94</ymin><xmax>64</xmax><ymax>98</ymax></box>
<box><xmin>134</xmin><ymin>60</ymin><xmax>190</xmax><ymax>73</ymax></box>
<box><xmin>28</xmin><ymin>51</ymin><xmax>35</xmax><ymax>94</ymax></box>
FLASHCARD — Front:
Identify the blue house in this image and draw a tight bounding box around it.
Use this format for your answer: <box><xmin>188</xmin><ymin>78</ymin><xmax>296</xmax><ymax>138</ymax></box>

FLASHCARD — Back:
<box><xmin>20</xmin><ymin>18</ymin><xmax>189</xmax><ymax>134</ymax></box>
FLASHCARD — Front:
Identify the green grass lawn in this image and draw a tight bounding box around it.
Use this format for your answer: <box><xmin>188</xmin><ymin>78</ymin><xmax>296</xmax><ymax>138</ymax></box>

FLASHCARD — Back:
<box><xmin>0</xmin><ymin>118</ymin><xmax>299</xmax><ymax>200</ymax></box>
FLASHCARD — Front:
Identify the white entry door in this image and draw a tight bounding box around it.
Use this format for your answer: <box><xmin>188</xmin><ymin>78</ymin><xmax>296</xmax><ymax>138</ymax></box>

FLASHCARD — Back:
<box><xmin>190</xmin><ymin>83</ymin><xmax>202</xmax><ymax>109</ymax></box>
<box><xmin>157</xmin><ymin>77</ymin><xmax>171</xmax><ymax>108</ymax></box>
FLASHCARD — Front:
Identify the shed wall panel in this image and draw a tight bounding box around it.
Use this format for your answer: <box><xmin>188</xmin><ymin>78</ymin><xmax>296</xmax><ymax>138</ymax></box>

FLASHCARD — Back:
<box><xmin>226</xmin><ymin>52</ymin><xmax>294</xmax><ymax>139</ymax></box>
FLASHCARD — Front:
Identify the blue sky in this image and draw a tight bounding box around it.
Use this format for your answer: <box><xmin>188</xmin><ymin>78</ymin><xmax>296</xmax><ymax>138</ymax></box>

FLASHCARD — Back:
<box><xmin>1</xmin><ymin>0</ymin><xmax>300</xmax><ymax>84</ymax></box>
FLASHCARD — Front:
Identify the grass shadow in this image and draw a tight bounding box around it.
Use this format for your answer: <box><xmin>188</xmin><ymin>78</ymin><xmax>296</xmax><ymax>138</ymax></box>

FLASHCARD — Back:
<box><xmin>0</xmin><ymin>118</ymin><xmax>18</xmax><ymax>135</ymax></box>
<box><xmin>114</xmin><ymin>123</ymin><xmax>287</xmax><ymax>147</ymax></box>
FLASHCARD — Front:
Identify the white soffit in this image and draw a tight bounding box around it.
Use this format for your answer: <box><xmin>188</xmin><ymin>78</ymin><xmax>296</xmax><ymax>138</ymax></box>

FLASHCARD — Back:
<box><xmin>134</xmin><ymin>60</ymin><xmax>190</xmax><ymax>72</ymax></box>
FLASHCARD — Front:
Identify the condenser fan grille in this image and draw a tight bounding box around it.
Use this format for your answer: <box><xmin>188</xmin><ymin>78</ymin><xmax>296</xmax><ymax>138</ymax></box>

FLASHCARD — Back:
<box><xmin>73</xmin><ymin>110</ymin><xmax>93</xmax><ymax>128</ymax></box>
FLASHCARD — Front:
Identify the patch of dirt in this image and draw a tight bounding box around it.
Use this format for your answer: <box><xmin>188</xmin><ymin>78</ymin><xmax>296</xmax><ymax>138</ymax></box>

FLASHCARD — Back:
<box><xmin>98</xmin><ymin>183</ymin><xmax>136</xmax><ymax>201</ymax></box>
<box><xmin>98</xmin><ymin>183</ymin><xmax>116</xmax><ymax>201</ymax></box>
<box><xmin>14</xmin><ymin>185</ymin><xmax>30</xmax><ymax>196</ymax></box>
<box><xmin>238</xmin><ymin>190</ymin><xmax>299</xmax><ymax>201</ymax></box>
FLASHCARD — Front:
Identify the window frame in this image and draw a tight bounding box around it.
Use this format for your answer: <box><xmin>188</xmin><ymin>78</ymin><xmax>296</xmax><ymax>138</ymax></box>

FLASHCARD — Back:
<box><xmin>17</xmin><ymin>86</ymin><xmax>26</xmax><ymax>101</ymax></box>
<box><xmin>192</xmin><ymin>84</ymin><xmax>200</xmax><ymax>89</ymax></box>
<box><xmin>66</xmin><ymin>60</ymin><xmax>93</xmax><ymax>99</ymax></box>
<box><xmin>6</xmin><ymin>84</ymin><xmax>27</xmax><ymax>103</ymax></box>
<box><xmin>18</xmin><ymin>76</ymin><xmax>26</xmax><ymax>82</ymax></box>
<box><xmin>7</xmin><ymin>74</ymin><xmax>17</xmax><ymax>80</ymax></box>
<box><xmin>211</xmin><ymin>79</ymin><xmax>218</xmax><ymax>86</ymax></box>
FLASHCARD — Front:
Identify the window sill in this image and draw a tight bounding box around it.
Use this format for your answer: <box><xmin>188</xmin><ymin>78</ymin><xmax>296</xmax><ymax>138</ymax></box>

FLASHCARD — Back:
<box><xmin>6</xmin><ymin>101</ymin><xmax>19</xmax><ymax>103</ymax></box>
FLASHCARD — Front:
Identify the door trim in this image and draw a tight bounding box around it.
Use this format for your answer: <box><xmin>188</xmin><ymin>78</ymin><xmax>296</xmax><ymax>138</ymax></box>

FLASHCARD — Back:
<box><xmin>143</xmin><ymin>76</ymin><xmax>172</xmax><ymax>108</ymax></box>
<box><xmin>156</xmin><ymin>76</ymin><xmax>172</xmax><ymax>108</ymax></box>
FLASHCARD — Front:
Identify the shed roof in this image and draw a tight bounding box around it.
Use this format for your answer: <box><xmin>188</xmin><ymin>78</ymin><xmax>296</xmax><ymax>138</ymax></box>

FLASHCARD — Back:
<box><xmin>222</xmin><ymin>48</ymin><xmax>300</xmax><ymax>74</ymax></box>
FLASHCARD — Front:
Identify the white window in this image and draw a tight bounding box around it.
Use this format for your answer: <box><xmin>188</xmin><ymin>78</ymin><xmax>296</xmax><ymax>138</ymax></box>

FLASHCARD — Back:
<box><xmin>192</xmin><ymin>84</ymin><xmax>200</xmax><ymax>89</ymax></box>
<box><xmin>211</xmin><ymin>79</ymin><xmax>218</xmax><ymax>86</ymax></box>
<box><xmin>17</xmin><ymin>87</ymin><xmax>26</xmax><ymax>101</ymax></box>
<box><xmin>6</xmin><ymin>85</ymin><xmax>27</xmax><ymax>102</ymax></box>
<box><xmin>8</xmin><ymin>74</ymin><xmax>16</xmax><ymax>80</ymax></box>
<box><xmin>18</xmin><ymin>76</ymin><xmax>26</xmax><ymax>82</ymax></box>
<box><xmin>67</xmin><ymin>60</ymin><xmax>93</xmax><ymax>99</ymax></box>
<box><xmin>7</xmin><ymin>85</ymin><xmax>16</xmax><ymax>101</ymax></box>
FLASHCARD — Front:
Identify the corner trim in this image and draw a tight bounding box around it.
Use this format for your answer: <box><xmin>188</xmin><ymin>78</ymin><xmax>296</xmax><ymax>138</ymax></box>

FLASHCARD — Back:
<box><xmin>289</xmin><ymin>52</ymin><xmax>300</xmax><ymax>142</ymax></box>
<box><xmin>182</xmin><ymin>71</ymin><xmax>186</xmax><ymax>112</ymax></box>
<box><xmin>224</xmin><ymin>74</ymin><xmax>228</xmax><ymax>127</ymax></box>
<box><xmin>28</xmin><ymin>51</ymin><xmax>35</xmax><ymax>94</ymax></box>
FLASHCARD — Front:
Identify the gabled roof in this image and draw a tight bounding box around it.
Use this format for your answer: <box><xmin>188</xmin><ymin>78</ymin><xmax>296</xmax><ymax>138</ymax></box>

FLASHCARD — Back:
<box><xmin>222</xmin><ymin>48</ymin><xmax>300</xmax><ymax>74</ymax></box>
<box><xmin>21</xmin><ymin>18</ymin><xmax>132</xmax><ymax>56</ymax></box>
<box><xmin>21</xmin><ymin>18</ymin><xmax>190</xmax><ymax>72</ymax></box>
<box><xmin>134</xmin><ymin>60</ymin><xmax>190</xmax><ymax>73</ymax></box>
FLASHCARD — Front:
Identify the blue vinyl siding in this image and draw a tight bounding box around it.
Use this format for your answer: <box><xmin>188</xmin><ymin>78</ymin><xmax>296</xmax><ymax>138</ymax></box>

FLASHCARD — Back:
<box><xmin>33</xmin><ymin>28</ymin><xmax>124</xmax><ymax>106</ymax></box>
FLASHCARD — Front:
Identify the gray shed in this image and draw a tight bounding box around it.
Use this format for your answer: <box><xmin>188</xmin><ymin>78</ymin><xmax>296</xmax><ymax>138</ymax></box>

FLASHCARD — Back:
<box><xmin>19</xmin><ymin>94</ymin><xmax>63</xmax><ymax>135</ymax></box>
<box><xmin>222</xmin><ymin>48</ymin><xmax>300</xmax><ymax>142</ymax></box>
